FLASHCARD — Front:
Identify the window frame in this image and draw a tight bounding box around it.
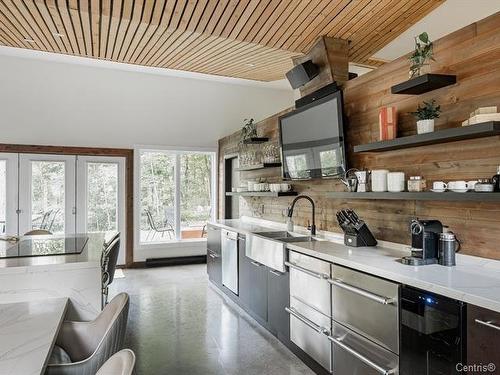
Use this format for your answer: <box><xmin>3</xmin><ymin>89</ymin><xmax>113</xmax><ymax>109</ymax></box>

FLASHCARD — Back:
<box><xmin>134</xmin><ymin>145</ymin><xmax>217</xmax><ymax>251</ymax></box>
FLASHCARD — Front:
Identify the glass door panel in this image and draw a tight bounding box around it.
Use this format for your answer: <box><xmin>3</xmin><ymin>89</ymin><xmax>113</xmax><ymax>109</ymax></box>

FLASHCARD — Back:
<box><xmin>0</xmin><ymin>153</ymin><xmax>18</xmax><ymax>235</ymax></box>
<box><xmin>31</xmin><ymin>161</ymin><xmax>66</xmax><ymax>233</ymax></box>
<box><xmin>87</xmin><ymin>163</ymin><xmax>118</xmax><ymax>232</ymax></box>
<box><xmin>76</xmin><ymin>156</ymin><xmax>126</xmax><ymax>264</ymax></box>
<box><xmin>19</xmin><ymin>154</ymin><xmax>76</xmax><ymax>235</ymax></box>
<box><xmin>139</xmin><ymin>151</ymin><xmax>176</xmax><ymax>243</ymax></box>
<box><xmin>180</xmin><ymin>153</ymin><xmax>213</xmax><ymax>239</ymax></box>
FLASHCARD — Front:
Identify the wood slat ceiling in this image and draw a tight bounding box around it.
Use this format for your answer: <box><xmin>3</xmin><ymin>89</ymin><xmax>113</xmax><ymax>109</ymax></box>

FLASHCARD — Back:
<box><xmin>0</xmin><ymin>0</ymin><xmax>444</xmax><ymax>81</ymax></box>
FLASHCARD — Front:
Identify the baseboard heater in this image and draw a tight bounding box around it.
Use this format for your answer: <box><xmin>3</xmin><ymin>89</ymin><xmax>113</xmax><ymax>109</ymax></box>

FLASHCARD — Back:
<box><xmin>145</xmin><ymin>255</ymin><xmax>207</xmax><ymax>268</ymax></box>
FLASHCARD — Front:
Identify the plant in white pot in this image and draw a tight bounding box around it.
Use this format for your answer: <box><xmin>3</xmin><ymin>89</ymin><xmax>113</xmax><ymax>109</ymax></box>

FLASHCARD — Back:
<box><xmin>412</xmin><ymin>99</ymin><xmax>441</xmax><ymax>134</ymax></box>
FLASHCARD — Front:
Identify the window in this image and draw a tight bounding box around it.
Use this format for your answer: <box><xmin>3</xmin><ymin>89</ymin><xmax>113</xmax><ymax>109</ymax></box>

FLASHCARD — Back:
<box><xmin>138</xmin><ymin>149</ymin><xmax>215</xmax><ymax>244</ymax></box>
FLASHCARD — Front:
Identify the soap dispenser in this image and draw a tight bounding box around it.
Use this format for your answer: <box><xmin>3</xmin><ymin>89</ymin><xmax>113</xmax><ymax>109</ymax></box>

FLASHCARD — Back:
<box><xmin>493</xmin><ymin>165</ymin><xmax>500</xmax><ymax>192</ymax></box>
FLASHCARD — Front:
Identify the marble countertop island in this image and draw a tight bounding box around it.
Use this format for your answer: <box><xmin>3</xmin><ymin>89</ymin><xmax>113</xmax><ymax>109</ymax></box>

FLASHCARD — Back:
<box><xmin>0</xmin><ymin>233</ymin><xmax>106</xmax><ymax>320</ymax></box>
<box><xmin>211</xmin><ymin>217</ymin><xmax>500</xmax><ymax>313</ymax></box>
<box><xmin>0</xmin><ymin>233</ymin><xmax>104</xmax><ymax>274</ymax></box>
<box><xmin>0</xmin><ymin>298</ymin><xmax>68</xmax><ymax>375</ymax></box>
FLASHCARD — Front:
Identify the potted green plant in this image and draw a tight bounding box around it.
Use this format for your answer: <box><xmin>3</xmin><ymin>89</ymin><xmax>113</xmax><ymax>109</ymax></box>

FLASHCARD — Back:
<box><xmin>239</xmin><ymin>118</ymin><xmax>257</xmax><ymax>144</ymax></box>
<box><xmin>412</xmin><ymin>99</ymin><xmax>441</xmax><ymax>134</ymax></box>
<box><xmin>409</xmin><ymin>32</ymin><xmax>435</xmax><ymax>78</ymax></box>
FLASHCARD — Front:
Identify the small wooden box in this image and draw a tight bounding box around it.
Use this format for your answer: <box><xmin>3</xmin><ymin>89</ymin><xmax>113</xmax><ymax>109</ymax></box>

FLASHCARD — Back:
<box><xmin>379</xmin><ymin>106</ymin><xmax>398</xmax><ymax>141</ymax></box>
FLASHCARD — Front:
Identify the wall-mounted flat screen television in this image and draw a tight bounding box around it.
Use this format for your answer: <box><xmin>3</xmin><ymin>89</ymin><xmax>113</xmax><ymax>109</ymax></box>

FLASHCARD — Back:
<box><xmin>279</xmin><ymin>91</ymin><xmax>346</xmax><ymax>180</ymax></box>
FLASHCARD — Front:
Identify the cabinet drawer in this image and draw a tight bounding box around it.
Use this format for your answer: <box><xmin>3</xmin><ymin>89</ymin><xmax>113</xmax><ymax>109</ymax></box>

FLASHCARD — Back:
<box><xmin>467</xmin><ymin>304</ymin><xmax>500</xmax><ymax>368</ymax></box>
<box><xmin>288</xmin><ymin>297</ymin><xmax>332</xmax><ymax>373</ymax></box>
<box><xmin>329</xmin><ymin>321</ymin><xmax>399</xmax><ymax>375</ymax></box>
<box><xmin>331</xmin><ymin>264</ymin><xmax>400</xmax><ymax>354</ymax></box>
<box><xmin>288</xmin><ymin>251</ymin><xmax>331</xmax><ymax>318</ymax></box>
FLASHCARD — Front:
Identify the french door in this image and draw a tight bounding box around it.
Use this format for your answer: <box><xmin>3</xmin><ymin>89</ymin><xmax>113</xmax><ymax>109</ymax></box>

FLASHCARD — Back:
<box><xmin>0</xmin><ymin>153</ymin><xmax>18</xmax><ymax>235</ymax></box>
<box><xmin>2</xmin><ymin>152</ymin><xmax>126</xmax><ymax>265</ymax></box>
<box><xmin>76</xmin><ymin>156</ymin><xmax>126</xmax><ymax>265</ymax></box>
<box><xmin>19</xmin><ymin>154</ymin><xmax>76</xmax><ymax>235</ymax></box>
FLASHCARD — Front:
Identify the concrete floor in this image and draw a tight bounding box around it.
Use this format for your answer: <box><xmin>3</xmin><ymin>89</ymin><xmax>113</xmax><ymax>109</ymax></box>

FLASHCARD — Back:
<box><xmin>110</xmin><ymin>264</ymin><xmax>314</xmax><ymax>375</ymax></box>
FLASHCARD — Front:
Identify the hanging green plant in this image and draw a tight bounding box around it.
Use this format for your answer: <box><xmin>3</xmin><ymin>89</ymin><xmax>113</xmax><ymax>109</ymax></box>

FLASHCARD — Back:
<box><xmin>409</xmin><ymin>32</ymin><xmax>435</xmax><ymax>78</ymax></box>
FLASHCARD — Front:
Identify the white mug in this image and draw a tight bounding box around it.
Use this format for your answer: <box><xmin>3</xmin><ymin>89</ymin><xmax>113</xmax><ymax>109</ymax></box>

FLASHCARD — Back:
<box><xmin>433</xmin><ymin>181</ymin><xmax>448</xmax><ymax>190</ymax></box>
<box><xmin>371</xmin><ymin>169</ymin><xmax>389</xmax><ymax>192</ymax></box>
<box><xmin>280</xmin><ymin>183</ymin><xmax>291</xmax><ymax>192</ymax></box>
<box><xmin>449</xmin><ymin>180</ymin><xmax>467</xmax><ymax>190</ymax></box>
<box><xmin>387</xmin><ymin>172</ymin><xmax>405</xmax><ymax>192</ymax></box>
<box><xmin>467</xmin><ymin>180</ymin><xmax>478</xmax><ymax>190</ymax></box>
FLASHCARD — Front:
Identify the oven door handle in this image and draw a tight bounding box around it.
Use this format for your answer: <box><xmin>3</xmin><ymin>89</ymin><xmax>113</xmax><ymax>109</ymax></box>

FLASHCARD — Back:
<box><xmin>285</xmin><ymin>307</ymin><xmax>330</xmax><ymax>335</ymax></box>
<box><xmin>475</xmin><ymin>319</ymin><xmax>500</xmax><ymax>331</ymax></box>
<box><xmin>328</xmin><ymin>278</ymin><xmax>396</xmax><ymax>305</ymax></box>
<box><xmin>327</xmin><ymin>335</ymin><xmax>396</xmax><ymax>375</ymax></box>
<box><xmin>284</xmin><ymin>261</ymin><xmax>329</xmax><ymax>280</ymax></box>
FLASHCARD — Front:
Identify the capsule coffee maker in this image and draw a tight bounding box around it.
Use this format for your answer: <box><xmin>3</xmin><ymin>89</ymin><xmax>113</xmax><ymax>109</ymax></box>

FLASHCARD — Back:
<box><xmin>402</xmin><ymin>219</ymin><xmax>443</xmax><ymax>265</ymax></box>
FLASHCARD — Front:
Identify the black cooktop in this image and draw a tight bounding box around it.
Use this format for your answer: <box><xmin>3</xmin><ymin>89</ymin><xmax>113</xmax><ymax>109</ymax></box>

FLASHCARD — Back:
<box><xmin>0</xmin><ymin>235</ymin><xmax>89</xmax><ymax>259</ymax></box>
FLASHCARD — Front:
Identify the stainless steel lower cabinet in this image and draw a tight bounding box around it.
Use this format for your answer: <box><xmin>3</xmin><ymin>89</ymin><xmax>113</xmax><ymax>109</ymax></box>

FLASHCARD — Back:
<box><xmin>328</xmin><ymin>321</ymin><xmax>399</xmax><ymax>375</ymax></box>
<box><xmin>288</xmin><ymin>297</ymin><xmax>332</xmax><ymax>373</ymax></box>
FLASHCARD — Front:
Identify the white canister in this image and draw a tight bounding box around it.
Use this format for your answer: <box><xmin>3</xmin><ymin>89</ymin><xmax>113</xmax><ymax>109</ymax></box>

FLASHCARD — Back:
<box><xmin>371</xmin><ymin>169</ymin><xmax>389</xmax><ymax>192</ymax></box>
<box><xmin>387</xmin><ymin>172</ymin><xmax>406</xmax><ymax>192</ymax></box>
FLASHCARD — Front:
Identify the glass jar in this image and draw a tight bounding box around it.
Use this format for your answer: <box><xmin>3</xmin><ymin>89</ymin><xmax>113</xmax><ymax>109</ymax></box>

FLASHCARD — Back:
<box><xmin>407</xmin><ymin>176</ymin><xmax>427</xmax><ymax>192</ymax></box>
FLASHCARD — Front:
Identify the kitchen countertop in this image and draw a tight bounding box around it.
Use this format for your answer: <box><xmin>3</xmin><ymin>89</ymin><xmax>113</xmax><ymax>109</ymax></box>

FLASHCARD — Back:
<box><xmin>0</xmin><ymin>298</ymin><xmax>68</xmax><ymax>375</ymax></box>
<box><xmin>211</xmin><ymin>217</ymin><xmax>500</xmax><ymax>313</ymax></box>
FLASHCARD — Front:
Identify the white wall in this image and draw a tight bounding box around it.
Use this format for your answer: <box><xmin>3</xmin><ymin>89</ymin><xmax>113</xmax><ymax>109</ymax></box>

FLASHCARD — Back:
<box><xmin>0</xmin><ymin>48</ymin><xmax>294</xmax><ymax>149</ymax></box>
<box><xmin>374</xmin><ymin>0</ymin><xmax>500</xmax><ymax>61</ymax></box>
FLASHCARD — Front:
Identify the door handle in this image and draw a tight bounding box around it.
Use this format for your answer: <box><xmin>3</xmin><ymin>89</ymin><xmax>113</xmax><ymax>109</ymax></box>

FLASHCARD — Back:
<box><xmin>284</xmin><ymin>261</ymin><xmax>329</xmax><ymax>280</ymax></box>
<box><xmin>327</xmin><ymin>335</ymin><xmax>396</xmax><ymax>375</ymax></box>
<box><xmin>285</xmin><ymin>307</ymin><xmax>330</xmax><ymax>335</ymax></box>
<box><xmin>475</xmin><ymin>319</ymin><xmax>500</xmax><ymax>331</ymax></box>
<box><xmin>251</xmin><ymin>261</ymin><xmax>263</xmax><ymax>267</ymax></box>
<box><xmin>328</xmin><ymin>278</ymin><xmax>396</xmax><ymax>305</ymax></box>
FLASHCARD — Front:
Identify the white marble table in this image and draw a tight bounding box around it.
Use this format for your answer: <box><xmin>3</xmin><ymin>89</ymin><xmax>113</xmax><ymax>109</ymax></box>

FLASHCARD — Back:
<box><xmin>0</xmin><ymin>233</ymin><xmax>105</xmax><ymax>320</ymax></box>
<box><xmin>0</xmin><ymin>298</ymin><xmax>68</xmax><ymax>375</ymax></box>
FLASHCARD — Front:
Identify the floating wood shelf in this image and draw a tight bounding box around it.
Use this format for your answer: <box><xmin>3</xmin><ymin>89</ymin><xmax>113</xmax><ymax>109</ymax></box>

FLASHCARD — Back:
<box><xmin>391</xmin><ymin>73</ymin><xmax>457</xmax><ymax>95</ymax></box>
<box><xmin>326</xmin><ymin>191</ymin><xmax>500</xmax><ymax>202</ymax></box>
<box><xmin>226</xmin><ymin>191</ymin><xmax>298</xmax><ymax>197</ymax></box>
<box><xmin>354</xmin><ymin>121</ymin><xmax>500</xmax><ymax>153</ymax></box>
<box><xmin>235</xmin><ymin>162</ymin><xmax>282</xmax><ymax>171</ymax></box>
<box><xmin>242</xmin><ymin>137</ymin><xmax>270</xmax><ymax>144</ymax></box>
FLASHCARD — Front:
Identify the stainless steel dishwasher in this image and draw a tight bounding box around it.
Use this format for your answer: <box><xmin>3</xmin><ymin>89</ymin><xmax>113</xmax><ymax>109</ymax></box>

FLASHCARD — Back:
<box><xmin>221</xmin><ymin>229</ymin><xmax>238</xmax><ymax>295</ymax></box>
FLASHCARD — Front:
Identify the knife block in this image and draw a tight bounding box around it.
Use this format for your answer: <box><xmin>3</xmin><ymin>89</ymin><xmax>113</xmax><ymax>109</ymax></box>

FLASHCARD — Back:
<box><xmin>343</xmin><ymin>221</ymin><xmax>378</xmax><ymax>247</ymax></box>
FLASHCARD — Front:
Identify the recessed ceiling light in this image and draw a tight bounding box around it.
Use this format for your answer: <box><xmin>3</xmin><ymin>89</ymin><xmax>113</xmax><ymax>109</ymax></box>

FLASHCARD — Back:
<box><xmin>53</xmin><ymin>32</ymin><xmax>65</xmax><ymax>37</ymax></box>
<box><xmin>245</xmin><ymin>63</ymin><xmax>256</xmax><ymax>67</ymax></box>
<box><xmin>23</xmin><ymin>38</ymin><xmax>36</xmax><ymax>43</ymax></box>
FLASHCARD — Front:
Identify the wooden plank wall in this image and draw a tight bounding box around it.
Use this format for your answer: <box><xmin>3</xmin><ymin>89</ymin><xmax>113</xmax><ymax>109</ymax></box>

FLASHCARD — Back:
<box><xmin>218</xmin><ymin>12</ymin><xmax>500</xmax><ymax>260</ymax></box>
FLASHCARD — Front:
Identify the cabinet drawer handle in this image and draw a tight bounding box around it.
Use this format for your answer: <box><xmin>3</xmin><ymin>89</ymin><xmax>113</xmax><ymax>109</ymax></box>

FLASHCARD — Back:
<box><xmin>285</xmin><ymin>261</ymin><xmax>329</xmax><ymax>280</ymax></box>
<box><xmin>251</xmin><ymin>261</ymin><xmax>263</xmax><ymax>267</ymax></box>
<box><xmin>328</xmin><ymin>278</ymin><xmax>396</xmax><ymax>305</ymax></box>
<box><xmin>269</xmin><ymin>269</ymin><xmax>284</xmax><ymax>276</ymax></box>
<box><xmin>475</xmin><ymin>319</ymin><xmax>500</xmax><ymax>331</ymax></box>
<box><xmin>285</xmin><ymin>307</ymin><xmax>330</xmax><ymax>335</ymax></box>
<box><xmin>208</xmin><ymin>251</ymin><xmax>219</xmax><ymax>259</ymax></box>
<box><xmin>327</xmin><ymin>335</ymin><xmax>396</xmax><ymax>375</ymax></box>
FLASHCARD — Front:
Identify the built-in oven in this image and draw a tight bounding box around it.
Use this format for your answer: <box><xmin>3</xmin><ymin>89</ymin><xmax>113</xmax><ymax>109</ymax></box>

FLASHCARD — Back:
<box><xmin>400</xmin><ymin>285</ymin><xmax>466</xmax><ymax>375</ymax></box>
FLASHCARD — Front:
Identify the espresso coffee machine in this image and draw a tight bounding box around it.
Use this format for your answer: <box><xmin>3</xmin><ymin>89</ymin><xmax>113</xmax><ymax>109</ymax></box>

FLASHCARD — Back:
<box><xmin>402</xmin><ymin>219</ymin><xmax>443</xmax><ymax>265</ymax></box>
